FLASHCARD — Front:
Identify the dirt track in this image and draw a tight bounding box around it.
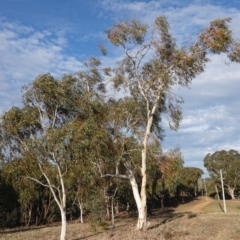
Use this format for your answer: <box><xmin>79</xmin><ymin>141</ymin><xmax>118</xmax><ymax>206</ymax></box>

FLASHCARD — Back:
<box><xmin>190</xmin><ymin>197</ymin><xmax>214</xmax><ymax>213</ymax></box>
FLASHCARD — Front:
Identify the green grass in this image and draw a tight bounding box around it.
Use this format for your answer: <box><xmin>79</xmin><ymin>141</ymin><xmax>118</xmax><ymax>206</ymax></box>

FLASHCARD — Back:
<box><xmin>202</xmin><ymin>200</ymin><xmax>240</xmax><ymax>213</ymax></box>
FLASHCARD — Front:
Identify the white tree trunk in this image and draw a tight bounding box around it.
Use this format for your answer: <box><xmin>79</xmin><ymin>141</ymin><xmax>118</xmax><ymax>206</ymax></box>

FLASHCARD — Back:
<box><xmin>128</xmin><ymin>170</ymin><xmax>148</xmax><ymax>230</ymax></box>
<box><xmin>79</xmin><ymin>202</ymin><xmax>84</xmax><ymax>223</ymax></box>
<box><xmin>41</xmin><ymin>160</ymin><xmax>67</xmax><ymax>240</ymax></box>
<box><xmin>215</xmin><ymin>184</ymin><xmax>220</xmax><ymax>201</ymax></box>
<box><xmin>60</xmin><ymin>208</ymin><xmax>67</xmax><ymax>240</ymax></box>
<box><xmin>137</xmin><ymin>172</ymin><xmax>147</xmax><ymax>230</ymax></box>
<box><xmin>226</xmin><ymin>187</ymin><xmax>235</xmax><ymax>200</ymax></box>
<box><xmin>129</xmin><ymin>175</ymin><xmax>144</xmax><ymax>230</ymax></box>
<box><xmin>26</xmin><ymin>163</ymin><xmax>68</xmax><ymax>240</ymax></box>
<box><xmin>135</xmin><ymin>104</ymin><xmax>155</xmax><ymax>230</ymax></box>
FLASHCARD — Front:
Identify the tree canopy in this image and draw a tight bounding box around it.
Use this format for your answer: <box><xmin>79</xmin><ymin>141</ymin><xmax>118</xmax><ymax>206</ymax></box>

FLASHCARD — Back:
<box><xmin>98</xmin><ymin>15</ymin><xmax>240</xmax><ymax>230</ymax></box>
<box><xmin>204</xmin><ymin>149</ymin><xmax>240</xmax><ymax>199</ymax></box>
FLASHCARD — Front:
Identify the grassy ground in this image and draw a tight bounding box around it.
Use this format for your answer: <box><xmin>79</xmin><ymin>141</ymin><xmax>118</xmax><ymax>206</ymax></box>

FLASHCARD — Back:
<box><xmin>202</xmin><ymin>199</ymin><xmax>240</xmax><ymax>213</ymax></box>
<box><xmin>174</xmin><ymin>197</ymin><xmax>209</xmax><ymax>212</ymax></box>
<box><xmin>1</xmin><ymin>198</ymin><xmax>240</xmax><ymax>240</ymax></box>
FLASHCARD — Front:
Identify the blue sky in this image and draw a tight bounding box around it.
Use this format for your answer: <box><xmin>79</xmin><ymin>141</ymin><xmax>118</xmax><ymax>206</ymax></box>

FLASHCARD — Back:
<box><xmin>1</xmin><ymin>0</ymin><xmax>240</xmax><ymax>176</ymax></box>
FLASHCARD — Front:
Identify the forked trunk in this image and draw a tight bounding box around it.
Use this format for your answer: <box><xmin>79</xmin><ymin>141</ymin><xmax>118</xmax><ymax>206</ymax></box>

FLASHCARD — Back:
<box><xmin>134</xmin><ymin>106</ymin><xmax>154</xmax><ymax>230</ymax></box>
<box><xmin>226</xmin><ymin>187</ymin><xmax>235</xmax><ymax>200</ymax></box>
<box><xmin>128</xmin><ymin>168</ymin><xmax>148</xmax><ymax>230</ymax></box>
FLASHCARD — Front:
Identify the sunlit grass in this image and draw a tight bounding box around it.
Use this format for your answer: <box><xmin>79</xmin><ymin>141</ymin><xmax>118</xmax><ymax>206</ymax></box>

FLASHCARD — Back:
<box><xmin>174</xmin><ymin>197</ymin><xmax>208</xmax><ymax>212</ymax></box>
<box><xmin>202</xmin><ymin>200</ymin><xmax>240</xmax><ymax>213</ymax></box>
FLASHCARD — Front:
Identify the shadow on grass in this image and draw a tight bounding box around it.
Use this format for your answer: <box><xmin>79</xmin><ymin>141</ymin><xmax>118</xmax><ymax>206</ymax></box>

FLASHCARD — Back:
<box><xmin>188</xmin><ymin>213</ymin><xmax>197</xmax><ymax>219</ymax></box>
<box><xmin>148</xmin><ymin>209</ymin><xmax>198</xmax><ymax>231</ymax></box>
<box><xmin>75</xmin><ymin>222</ymin><xmax>131</xmax><ymax>240</ymax></box>
<box><xmin>148</xmin><ymin>212</ymin><xmax>185</xmax><ymax>230</ymax></box>
<box><xmin>75</xmin><ymin>231</ymin><xmax>103</xmax><ymax>240</ymax></box>
<box><xmin>0</xmin><ymin>225</ymin><xmax>47</xmax><ymax>235</ymax></box>
<box><xmin>218</xmin><ymin>202</ymin><xmax>224</xmax><ymax>212</ymax></box>
<box><xmin>0</xmin><ymin>221</ymin><xmax>65</xmax><ymax>235</ymax></box>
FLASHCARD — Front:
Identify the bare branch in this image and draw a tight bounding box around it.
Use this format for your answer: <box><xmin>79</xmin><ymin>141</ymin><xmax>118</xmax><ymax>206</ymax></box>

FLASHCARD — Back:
<box><xmin>101</xmin><ymin>173</ymin><xmax>130</xmax><ymax>180</ymax></box>
<box><xmin>95</xmin><ymin>161</ymin><xmax>129</xmax><ymax>180</ymax></box>
<box><xmin>24</xmin><ymin>176</ymin><xmax>50</xmax><ymax>188</ymax></box>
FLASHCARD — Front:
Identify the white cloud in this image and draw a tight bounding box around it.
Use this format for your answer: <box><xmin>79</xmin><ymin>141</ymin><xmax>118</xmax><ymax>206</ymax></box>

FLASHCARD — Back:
<box><xmin>163</xmin><ymin>101</ymin><xmax>240</xmax><ymax>174</ymax></box>
<box><xmin>0</xmin><ymin>19</ymin><xmax>83</xmax><ymax>112</ymax></box>
<box><xmin>100</xmin><ymin>0</ymin><xmax>240</xmax><ymax>43</ymax></box>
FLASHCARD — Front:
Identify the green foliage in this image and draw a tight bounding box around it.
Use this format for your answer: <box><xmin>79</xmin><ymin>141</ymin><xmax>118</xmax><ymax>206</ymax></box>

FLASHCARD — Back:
<box><xmin>199</xmin><ymin>18</ymin><xmax>232</xmax><ymax>53</ymax></box>
<box><xmin>85</xmin><ymin>188</ymin><xmax>107</xmax><ymax>231</ymax></box>
<box><xmin>104</xmin><ymin>16</ymin><xmax>240</xmax><ymax>137</ymax></box>
<box><xmin>178</xmin><ymin>167</ymin><xmax>204</xmax><ymax>195</ymax></box>
<box><xmin>106</xmin><ymin>19</ymin><xmax>147</xmax><ymax>46</ymax></box>
<box><xmin>204</xmin><ymin>150</ymin><xmax>240</xmax><ymax>195</ymax></box>
<box><xmin>0</xmin><ymin>72</ymin><xmax>114</xmax><ymax>229</ymax></box>
<box><xmin>0</xmin><ymin>171</ymin><xmax>19</xmax><ymax>227</ymax></box>
<box><xmin>159</xmin><ymin>148</ymin><xmax>185</xmax><ymax>193</ymax></box>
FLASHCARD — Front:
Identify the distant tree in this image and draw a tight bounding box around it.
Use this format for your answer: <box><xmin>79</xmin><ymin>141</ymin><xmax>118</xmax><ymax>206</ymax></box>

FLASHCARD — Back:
<box><xmin>204</xmin><ymin>149</ymin><xmax>240</xmax><ymax>199</ymax></box>
<box><xmin>178</xmin><ymin>167</ymin><xmax>204</xmax><ymax>198</ymax></box>
<box><xmin>159</xmin><ymin>148</ymin><xmax>184</xmax><ymax>194</ymax></box>
<box><xmin>98</xmin><ymin>16</ymin><xmax>240</xmax><ymax>230</ymax></box>
<box><xmin>2</xmin><ymin>159</ymin><xmax>55</xmax><ymax>226</ymax></box>
<box><xmin>0</xmin><ymin>170</ymin><xmax>19</xmax><ymax>228</ymax></box>
<box><xmin>146</xmin><ymin>146</ymin><xmax>184</xmax><ymax>208</ymax></box>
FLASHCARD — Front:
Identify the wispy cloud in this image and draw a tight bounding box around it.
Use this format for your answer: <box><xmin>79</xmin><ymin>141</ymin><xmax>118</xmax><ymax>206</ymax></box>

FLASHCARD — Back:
<box><xmin>100</xmin><ymin>0</ymin><xmax>240</xmax><ymax>42</ymax></box>
<box><xmin>0</xmin><ymin>19</ymin><xmax>83</xmax><ymax>112</ymax></box>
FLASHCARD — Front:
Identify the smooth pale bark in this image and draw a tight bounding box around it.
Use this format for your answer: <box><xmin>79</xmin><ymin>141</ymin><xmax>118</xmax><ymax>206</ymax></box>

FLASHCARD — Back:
<box><xmin>57</xmin><ymin>163</ymin><xmax>67</xmax><ymax>240</ymax></box>
<box><xmin>101</xmin><ymin>162</ymin><xmax>145</xmax><ymax>229</ymax></box>
<box><xmin>226</xmin><ymin>186</ymin><xmax>235</xmax><ymax>200</ymax></box>
<box><xmin>60</xmin><ymin>208</ymin><xmax>67</xmax><ymax>240</ymax></box>
<box><xmin>111</xmin><ymin>186</ymin><xmax>118</xmax><ymax>228</ymax></box>
<box><xmin>130</xmin><ymin>109</ymin><xmax>155</xmax><ymax>230</ymax></box>
<box><xmin>79</xmin><ymin>202</ymin><xmax>84</xmax><ymax>223</ymax></box>
<box><xmin>27</xmin><ymin>169</ymin><xmax>67</xmax><ymax>240</ymax></box>
<box><xmin>129</xmin><ymin>174</ymin><xmax>144</xmax><ymax>229</ymax></box>
<box><xmin>37</xmin><ymin>160</ymin><xmax>67</xmax><ymax>240</ymax></box>
<box><xmin>136</xmin><ymin>101</ymin><xmax>155</xmax><ymax>230</ymax></box>
<box><xmin>99</xmin><ymin>103</ymin><xmax>156</xmax><ymax>230</ymax></box>
<box><xmin>215</xmin><ymin>184</ymin><xmax>220</xmax><ymax>201</ymax></box>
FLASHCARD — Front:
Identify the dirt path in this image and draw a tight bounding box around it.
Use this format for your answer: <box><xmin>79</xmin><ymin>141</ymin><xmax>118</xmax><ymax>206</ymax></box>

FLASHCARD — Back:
<box><xmin>190</xmin><ymin>197</ymin><xmax>214</xmax><ymax>213</ymax></box>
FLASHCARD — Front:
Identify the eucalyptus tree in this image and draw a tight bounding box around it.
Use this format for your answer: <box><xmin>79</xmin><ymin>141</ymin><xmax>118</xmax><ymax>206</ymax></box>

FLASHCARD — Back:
<box><xmin>157</xmin><ymin>148</ymin><xmax>184</xmax><ymax>206</ymax></box>
<box><xmin>98</xmin><ymin>16</ymin><xmax>240</xmax><ymax>230</ymax></box>
<box><xmin>204</xmin><ymin>149</ymin><xmax>240</xmax><ymax>199</ymax></box>
<box><xmin>66</xmin><ymin>115</ymin><xmax>112</xmax><ymax>223</ymax></box>
<box><xmin>0</xmin><ymin>170</ymin><xmax>19</xmax><ymax>227</ymax></box>
<box><xmin>178</xmin><ymin>167</ymin><xmax>204</xmax><ymax>198</ymax></box>
<box><xmin>0</xmin><ymin>70</ymin><xmax>110</xmax><ymax>239</ymax></box>
<box><xmin>1</xmin><ymin>145</ymin><xmax>54</xmax><ymax>226</ymax></box>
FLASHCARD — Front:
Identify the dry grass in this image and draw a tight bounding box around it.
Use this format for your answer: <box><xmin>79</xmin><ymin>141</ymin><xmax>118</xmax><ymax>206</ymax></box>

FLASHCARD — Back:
<box><xmin>1</xmin><ymin>198</ymin><xmax>240</xmax><ymax>240</ymax></box>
